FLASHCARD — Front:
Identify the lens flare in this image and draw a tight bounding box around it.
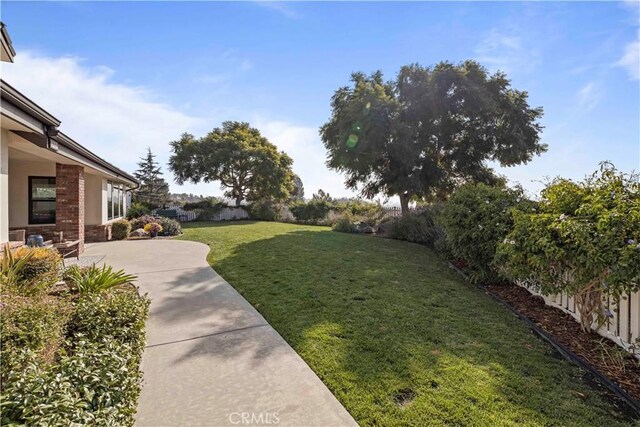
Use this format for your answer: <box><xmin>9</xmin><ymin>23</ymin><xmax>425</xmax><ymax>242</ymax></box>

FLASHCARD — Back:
<box><xmin>346</xmin><ymin>134</ymin><xmax>359</xmax><ymax>148</ymax></box>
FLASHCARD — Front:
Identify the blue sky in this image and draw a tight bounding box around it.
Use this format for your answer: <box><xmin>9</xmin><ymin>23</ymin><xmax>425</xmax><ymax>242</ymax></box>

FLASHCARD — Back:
<box><xmin>1</xmin><ymin>1</ymin><xmax>638</xmax><ymax>202</ymax></box>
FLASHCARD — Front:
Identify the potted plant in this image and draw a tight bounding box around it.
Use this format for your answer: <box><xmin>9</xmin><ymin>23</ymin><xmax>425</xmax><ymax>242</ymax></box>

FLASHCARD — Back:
<box><xmin>143</xmin><ymin>222</ymin><xmax>163</xmax><ymax>238</ymax></box>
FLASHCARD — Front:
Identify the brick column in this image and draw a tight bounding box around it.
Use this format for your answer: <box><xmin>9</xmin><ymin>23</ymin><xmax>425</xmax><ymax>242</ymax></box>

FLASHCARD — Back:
<box><xmin>56</xmin><ymin>164</ymin><xmax>85</xmax><ymax>253</ymax></box>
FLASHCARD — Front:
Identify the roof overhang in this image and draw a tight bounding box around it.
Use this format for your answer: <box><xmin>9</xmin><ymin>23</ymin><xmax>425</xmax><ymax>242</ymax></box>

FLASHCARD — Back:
<box><xmin>52</xmin><ymin>132</ymin><xmax>138</xmax><ymax>186</ymax></box>
<box><xmin>0</xmin><ymin>23</ymin><xmax>16</xmax><ymax>63</ymax></box>
<box><xmin>1</xmin><ymin>79</ymin><xmax>138</xmax><ymax>186</ymax></box>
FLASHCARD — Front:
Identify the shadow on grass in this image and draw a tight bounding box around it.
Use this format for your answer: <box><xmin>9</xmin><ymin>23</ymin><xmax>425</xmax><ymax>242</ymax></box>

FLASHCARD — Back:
<box><xmin>172</xmin><ymin>225</ymin><xmax>637</xmax><ymax>426</ymax></box>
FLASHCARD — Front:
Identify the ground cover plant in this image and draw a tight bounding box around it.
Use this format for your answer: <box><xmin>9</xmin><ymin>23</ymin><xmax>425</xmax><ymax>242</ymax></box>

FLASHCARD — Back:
<box><xmin>180</xmin><ymin>221</ymin><xmax>636</xmax><ymax>426</ymax></box>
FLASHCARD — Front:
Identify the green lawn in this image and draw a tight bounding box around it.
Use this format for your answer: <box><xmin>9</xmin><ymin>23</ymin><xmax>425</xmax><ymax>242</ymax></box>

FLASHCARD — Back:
<box><xmin>179</xmin><ymin>221</ymin><xmax>634</xmax><ymax>426</ymax></box>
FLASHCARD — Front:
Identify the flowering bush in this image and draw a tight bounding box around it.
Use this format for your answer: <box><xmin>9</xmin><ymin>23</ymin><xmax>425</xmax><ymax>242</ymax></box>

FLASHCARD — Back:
<box><xmin>495</xmin><ymin>163</ymin><xmax>640</xmax><ymax>331</ymax></box>
<box><xmin>158</xmin><ymin>217</ymin><xmax>182</xmax><ymax>236</ymax></box>
<box><xmin>439</xmin><ymin>183</ymin><xmax>533</xmax><ymax>283</ymax></box>
<box><xmin>130</xmin><ymin>215</ymin><xmax>156</xmax><ymax>231</ymax></box>
<box><xmin>143</xmin><ymin>223</ymin><xmax>163</xmax><ymax>235</ymax></box>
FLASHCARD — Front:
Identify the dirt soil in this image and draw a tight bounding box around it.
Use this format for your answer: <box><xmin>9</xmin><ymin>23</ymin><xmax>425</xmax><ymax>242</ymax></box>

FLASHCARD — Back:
<box><xmin>483</xmin><ymin>282</ymin><xmax>640</xmax><ymax>404</ymax></box>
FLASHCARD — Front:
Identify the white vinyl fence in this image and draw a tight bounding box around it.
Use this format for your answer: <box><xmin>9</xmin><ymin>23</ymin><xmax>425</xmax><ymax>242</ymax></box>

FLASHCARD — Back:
<box><xmin>162</xmin><ymin>205</ymin><xmax>249</xmax><ymax>222</ymax></box>
<box><xmin>516</xmin><ymin>280</ymin><xmax>640</xmax><ymax>356</ymax></box>
<box><xmin>205</xmin><ymin>207</ymin><xmax>249</xmax><ymax>221</ymax></box>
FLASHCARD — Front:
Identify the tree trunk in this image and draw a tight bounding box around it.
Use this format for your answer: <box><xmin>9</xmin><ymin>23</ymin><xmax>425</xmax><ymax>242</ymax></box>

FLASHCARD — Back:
<box><xmin>235</xmin><ymin>195</ymin><xmax>243</xmax><ymax>206</ymax></box>
<box><xmin>399</xmin><ymin>193</ymin><xmax>410</xmax><ymax>215</ymax></box>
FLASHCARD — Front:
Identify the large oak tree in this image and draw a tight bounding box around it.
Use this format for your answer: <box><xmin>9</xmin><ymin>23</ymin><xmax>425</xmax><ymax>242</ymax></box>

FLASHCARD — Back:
<box><xmin>169</xmin><ymin>121</ymin><xmax>294</xmax><ymax>206</ymax></box>
<box><xmin>320</xmin><ymin>60</ymin><xmax>546</xmax><ymax>213</ymax></box>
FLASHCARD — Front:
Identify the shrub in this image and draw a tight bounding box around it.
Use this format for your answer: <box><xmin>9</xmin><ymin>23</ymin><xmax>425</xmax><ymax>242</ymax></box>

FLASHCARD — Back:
<box><xmin>143</xmin><ymin>222</ymin><xmax>163</xmax><ymax>235</ymax></box>
<box><xmin>1</xmin><ymin>244</ymin><xmax>34</xmax><ymax>289</ymax></box>
<box><xmin>1</xmin><ymin>288</ymin><xmax>150</xmax><ymax>426</ymax></box>
<box><xmin>13</xmin><ymin>247</ymin><xmax>63</xmax><ymax>293</ymax></box>
<box><xmin>386</xmin><ymin>210</ymin><xmax>441</xmax><ymax>246</ymax></box>
<box><xmin>69</xmin><ymin>290</ymin><xmax>150</xmax><ymax>354</ymax></box>
<box><xmin>248</xmin><ymin>200</ymin><xmax>286</xmax><ymax>221</ymax></box>
<box><xmin>1</xmin><ymin>337</ymin><xmax>143</xmax><ymax>426</ymax></box>
<box><xmin>130</xmin><ymin>214</ymin><xmax>156</xmax><ymax>231</ymax></box>
<box><xmin>495</xmin><ymin>163</ymin><xmax>640</xmax><ymax>331</ymax></box>
<box><xmin>64</xmin><ymin>264</ymin><xmax>137</xmax><ymax>294</ymax></box>
<box><xmin>126</xmin><ymin>202</ymin><xmax>150</xmax><ymax>220</ymax></box>
<box><xmin>332</xmin><ymin>212</ymin><xmax>356</xmax><ymax>233</ymax></box>
<box><xmin>289</xmin><ymin>199</ymin><xmax>332</xmax><ymax>223</ymax></box>
<box><xmin>111</xmin><ymin>219</ymin><xmax>131</xmax><ymax>240</ymax></box>
<box><xmin>158</xmin><ymin>217</ymin><xmax>182</xmax><ymax>236</ymax></box>
<box><xmin>0</xmin><ymin>293</ymin><xmax>71</xmax><ymax>366</ymax></box>
<box><xmin>439</xmin><ymin>183</ymin><xmax>532</xmax><ymax>283</ymax></box>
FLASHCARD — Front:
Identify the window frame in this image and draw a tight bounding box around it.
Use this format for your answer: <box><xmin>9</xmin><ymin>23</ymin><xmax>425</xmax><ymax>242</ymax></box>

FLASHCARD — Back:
<box><xmin>107</xmin><ymin>181</ymin><xmax>125</xmax><ymax>221</ymax></box>
<box><xmin>28</xmin><ymin>176</ymin><xmax>56</xmax><ymax>225</ymax></box>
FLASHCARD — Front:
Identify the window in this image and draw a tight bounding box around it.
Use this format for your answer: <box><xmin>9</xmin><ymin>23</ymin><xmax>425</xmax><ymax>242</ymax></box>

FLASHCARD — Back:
<box><xmin>108</xmin><ymin>181</ymin><xmax>125</xmax><ymax>220</ymax></box>
<box><xmin>107</xmin><ymin>182</ymin><xmax>113</xmax><ymax>219</ymax></box>
<box><xmin>29</xmin><ymin>177</ymin><xmax>56</xmax><ymax>224</ymax></box>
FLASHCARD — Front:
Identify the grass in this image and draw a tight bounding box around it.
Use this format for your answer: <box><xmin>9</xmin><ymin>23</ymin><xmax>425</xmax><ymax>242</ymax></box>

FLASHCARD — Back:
<box><xmin>179</xmin><ymin>221</ymin><xmax>636</xmax><ymax>426</ymax></box>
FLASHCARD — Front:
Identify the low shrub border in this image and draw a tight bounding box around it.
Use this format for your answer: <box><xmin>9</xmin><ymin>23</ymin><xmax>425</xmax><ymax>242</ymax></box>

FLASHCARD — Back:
<box><xmin>1</xmin><ymin>255</ymin><xmax>150</xmax><ymax>426</ymax></box>
<box><xmin>448</xmin><ymin>261</ymin><xmax>640</xmax><ymax>416</ymax></box>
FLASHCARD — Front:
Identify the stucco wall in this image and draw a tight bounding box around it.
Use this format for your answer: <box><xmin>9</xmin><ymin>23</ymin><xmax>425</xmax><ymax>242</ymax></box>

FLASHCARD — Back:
<box><xmin>0</xmin><ymin>129</ymin><xmax>9</xmax><ymax>242</ymax></box>
<box><xmin>85</xmin><ymin>173</ymin><xmax>105</xmax><ymax>225</ymax></box>
<box><xmin>8</xmin><ymin>158</ymin><xmax>56</xmax><ymax>228</ymax></box>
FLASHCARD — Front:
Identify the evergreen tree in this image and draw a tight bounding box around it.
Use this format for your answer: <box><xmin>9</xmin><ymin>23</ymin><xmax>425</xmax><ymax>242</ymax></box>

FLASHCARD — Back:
<box><xmin>133</xmin><ymin>147</ymin><xmax>170</xmax><ymax>208</ymax></box>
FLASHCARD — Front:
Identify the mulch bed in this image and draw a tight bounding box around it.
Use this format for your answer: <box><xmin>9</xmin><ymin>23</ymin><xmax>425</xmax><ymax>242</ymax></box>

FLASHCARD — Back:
<box><xmin>483</xmin><ymin>283</ymin><xmax>640</xmax><ymax>402</ymax></box>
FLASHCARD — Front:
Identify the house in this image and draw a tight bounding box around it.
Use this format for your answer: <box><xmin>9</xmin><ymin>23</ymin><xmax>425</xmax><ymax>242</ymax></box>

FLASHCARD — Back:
<box><xmin>0</xmin><ymin>22</ymin><xmax>138</xmax><ymax>253</ymax></box>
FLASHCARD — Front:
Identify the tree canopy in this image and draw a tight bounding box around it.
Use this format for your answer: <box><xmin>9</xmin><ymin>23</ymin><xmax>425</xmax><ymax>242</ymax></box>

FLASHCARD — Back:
<box><xmin>290</xmin><ymin>174</ymin><xmax>305</xmax><ymax>201</ymax></box>
<box><xmin>320</xmin><ymin>60</ymin><xmax>546</xmax><ymax>213</ymax></box>
<box><xmin>132</xmin><ymin>147</ymin><xmax>170</xmax><ymax>208</ymax></box>
<box><xmin>169</xmin><ymin>121</ymin><xmax>295</xmax><ymax>206</ymax></box>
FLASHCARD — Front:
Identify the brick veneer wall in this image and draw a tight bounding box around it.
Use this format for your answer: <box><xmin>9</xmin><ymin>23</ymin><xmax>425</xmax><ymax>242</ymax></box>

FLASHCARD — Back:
<box><xmin>55</xmin><ymin>164</ymin><xmax>85</xmax><ymax>253</ymax></box>
<box><xmin>85</xmin><ymin>224</ymin><xmax>112</xmax><ymax>243</ymax></box>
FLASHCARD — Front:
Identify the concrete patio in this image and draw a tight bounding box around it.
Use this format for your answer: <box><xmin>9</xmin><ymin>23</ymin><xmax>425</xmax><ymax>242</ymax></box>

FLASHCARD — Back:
<box><xmin>84</xmin><ymin>239</ymin><xmax>357</xmax><ymax>427</ymax></box>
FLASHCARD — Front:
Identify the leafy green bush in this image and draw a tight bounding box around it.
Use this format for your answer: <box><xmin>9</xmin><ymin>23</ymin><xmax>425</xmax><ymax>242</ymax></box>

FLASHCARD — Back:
<box><xmin>439</xmin><ymin>183</ymin><xmax>532</xmax><ymax>283</ymax></box>
<box><xmin>158</xmin><ymin>217</ymin><xmax>182</xmax><ymax>236</ymax></box>
<box><xmin>1</xmin><ymin>288</ymin><xmax>150</xmax><ymax>426</ymax></box>
<box><xmin>248</xmin><ymin>200</ymin><xmax>285</xmax><ymax>221</ymax></box>
<box><xmin>111</xmin><ymin>219</ymin><xmax>131</xmax><ymax>240</ymax></box>
<box><xmin>0</xmin><ymin>294</ymin><xmax>71</xmax><ymax>365</ymax></box>
<box><xmin>68</xmin><ymin>290</ymin><xmax>150</xmax><ymax>354</ymax></box>
<box><xmin>495</xmin><ymin>163</ymin><xmax>640</xmax><ymax>331</ymax></box>
<box><xmin>386</xmin><ymin>210</ymin><xmax>441</xmax><ymax>246</ymax></box>
<box><xmin>126</xmin><ymin>202</ymin><xmax>150</xmax><ymax>220</ymax></box>
<box><xmin>1</xmin><ymin>337</ymin><xmax>143</xmax><ymax>426</ymax></box>
<box><xmin>13</xmin><ymin>247</ymin><xmax>63</xmax><ymax>293</ymax></box>
<box><xmin>332</xmin><ymin>212</ymin><xmax>356</xmax><ymax>233</ymax></box>
<box><xmin>65</xmin><ymin>264</ymin><xmax>137</xmax><ymax>294</ymax></box>
<box><xmin>289</xmin><ymin>199</ymin><xmax>332</xmax><ymax>223</ymax></box>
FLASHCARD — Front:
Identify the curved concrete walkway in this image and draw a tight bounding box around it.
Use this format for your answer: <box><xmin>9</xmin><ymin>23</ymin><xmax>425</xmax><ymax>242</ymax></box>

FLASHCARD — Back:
<box><xmin>84</xmin><ymin>239</ymin><xmax>357</xmax><ymax>427</ymax></box>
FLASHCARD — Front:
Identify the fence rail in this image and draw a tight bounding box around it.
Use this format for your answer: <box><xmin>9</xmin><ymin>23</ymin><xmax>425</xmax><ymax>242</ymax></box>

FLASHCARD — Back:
<box><xmin>517</xmin><ymin>280</ymin><xmax>640</xmax><ymax>356</ymax></box>
<box><xmin>161</xmin><ymin>205</ymin><xmax>249</xmax><ymax>222</ymax></box>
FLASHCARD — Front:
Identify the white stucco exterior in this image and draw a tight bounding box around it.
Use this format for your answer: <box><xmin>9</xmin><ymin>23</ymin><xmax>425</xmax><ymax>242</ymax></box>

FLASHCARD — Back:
<box><xmin>0</xmin><ymin>128</ymin><xmax>9</xmax><ymax>242</ymax></box>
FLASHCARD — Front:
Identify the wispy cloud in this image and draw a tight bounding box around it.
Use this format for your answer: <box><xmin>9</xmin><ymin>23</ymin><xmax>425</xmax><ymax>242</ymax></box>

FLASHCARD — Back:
<box><xmin>616</xmin><ymin>29</ymin><xmax>640</xmax><ymax>80</ymax></box>
<box><xmin>2</xmin><ymin>51</ymin><xmax>204</xmax><ymax>184</ymax></box>
<box><xmin>577</xmin><ymin>81</ymin><xmax>601</xmax><ymax>111</ymax></box>
<box><xmin>474</xmin><ymin>28</ymin><xmax>540</xmax><ymax>74</ymax></box>
<box><xmin>254</xmin><ymin>1</ymin><xmax>299</xmax><ymax>19</ymax></box>
<box><xmin>616</xmin><ymin>1</ymin><xmax>640</xmax><ymax>80</ymax></box>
